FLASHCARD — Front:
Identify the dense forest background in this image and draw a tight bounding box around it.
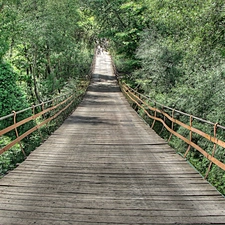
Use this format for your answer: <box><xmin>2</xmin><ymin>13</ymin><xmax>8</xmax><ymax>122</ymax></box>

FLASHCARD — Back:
<box><xmin>1</xmin><ymin>0</ymin><xmax>225</xmax><ymax>193</ymax></box>
<box><xmin>0</xmin><ymin>0</ymin><xmax>96</xmax><ymax>118</ymax></box>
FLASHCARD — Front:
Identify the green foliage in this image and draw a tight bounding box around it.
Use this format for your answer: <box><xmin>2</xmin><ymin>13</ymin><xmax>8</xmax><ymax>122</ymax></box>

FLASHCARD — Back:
<box><xmin>0</xmin><ymin>2</ymin><xmax>17</xmax><ymax>61</ymax></box>
<box><xmin>208</xmin><ymin>165</ymin><xmax>225</xmax><ymax>194</ymax></box>
<box><xmin>0</xmin><ymin>136</ymin><xmax>24</xmax><ymax>176</ymax></box>
<box><xmin>82</xmin><ymin>0</ymin><xmax>148</xmax><ymax>58</ymax></box>
<box><xmin>0</xmin><ymin>0</ymin><xmax>94</xmax><ymax>104</ymax></box>
<box><xmin>0</xmin><ymin>62</ymin><xmax>32</xmax><ymax>132</ymax></box>
<box><xmin>134</xmin><ymin>30</ymin><xmax>182</xmax><ymax>95</ymax></box>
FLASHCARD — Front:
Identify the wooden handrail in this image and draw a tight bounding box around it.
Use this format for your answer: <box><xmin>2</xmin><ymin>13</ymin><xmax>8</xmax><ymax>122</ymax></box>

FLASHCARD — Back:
<box><xmin>0</xmin><ymin>51</ymin><xmax>96</xmax><ymax>159</ymax></box>
<box><xmin>121</xmin><ymin>83</ymin><xmax>225</xmax><ymax>174</ymax></box>
<box><xmin>0</xmin><ymin>93</ymin><xmax>81</xmax><ymax>155</ymax></box>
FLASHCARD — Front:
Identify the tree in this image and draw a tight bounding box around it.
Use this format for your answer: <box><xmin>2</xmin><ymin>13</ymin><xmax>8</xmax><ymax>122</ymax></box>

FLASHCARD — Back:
<box><xmin>82</xmin><ymin>0</ymin><xmax>148</xmax><ymax>58</ymax></box>
<box><xmin>5</xmin><ymin>0</ymin><xmax>94</xmax><ymax>103</ymax></box>
<box><xmin>0</xmin><ymin>62</ymin><xmax>31</xmax><ymax>131</ymax></box>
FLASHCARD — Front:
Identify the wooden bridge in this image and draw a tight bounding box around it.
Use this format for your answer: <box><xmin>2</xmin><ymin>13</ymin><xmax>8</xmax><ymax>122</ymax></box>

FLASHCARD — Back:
<box><xmin>0</xmin><ymin>52</ymin><xmax>225</xmax><ymax>224</ymax></box>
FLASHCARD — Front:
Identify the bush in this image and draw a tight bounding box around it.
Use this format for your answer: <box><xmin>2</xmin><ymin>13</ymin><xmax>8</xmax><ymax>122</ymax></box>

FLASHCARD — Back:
<box><xmin>0</xmin><ymin>62</ymin><xmax>32</xmax><ymax>133</ymax></box>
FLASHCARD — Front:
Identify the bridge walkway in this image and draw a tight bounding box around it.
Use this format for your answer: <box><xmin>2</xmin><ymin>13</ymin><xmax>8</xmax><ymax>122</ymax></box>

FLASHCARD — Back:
<box><xmin>0</xmin><ymin>52</ymin><xmax>225</xmax><ymax>224</ymax></box>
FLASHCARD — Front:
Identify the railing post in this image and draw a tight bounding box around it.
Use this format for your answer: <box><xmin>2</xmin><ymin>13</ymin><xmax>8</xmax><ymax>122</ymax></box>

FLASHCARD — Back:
<box><xmin>41</xmin><ymin>102</ymin><xmax>45</xmax><ymax>118</ymax></box>
<box><xmin>12</xmin><ymin>111</ymin><xmax>26</xmax><ymax>158</ymax></box>
<box><xmin>51</xmin><ymin>98</ymin><xmax>55</xmax><ymax>118</ymax></box>
<box><xmin>42</xmin><ymin>101</ymin><xmax>49</xmax><ymax>134</ymax></box>
<box><xmin>168</xmin><ymin>109</ymin><xmax>175</xmax><ymax>142</ymax></box>
<box><xmin>184</xmin><ymin>115</ymin><xmax>193</xmax><ymax>158</ymax></box>
<box><xmin>159</xmin><ymin>106</ymin><xmax>165</xmax><ymax>135</ymax></box>
<box><xmin>151</xmin><ymin>103</ymin><xmax>157</xmax><ymax>129</ymax></box>
<box><xmin>205</xmin><ymin>123</ymin><xmax>218</xmax><ymax>179</ymax></box>
<box><xmin>32</xmin><ymin>105</ymin><xmax>43</xmax><ymax>142</ymax></box>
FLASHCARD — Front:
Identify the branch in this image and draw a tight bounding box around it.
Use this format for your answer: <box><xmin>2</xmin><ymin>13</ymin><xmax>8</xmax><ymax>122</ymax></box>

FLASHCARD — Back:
<box><xmin>104</xmin><ymin>0</ymin><xmax>127</xmax><ymax>29</ymax></box>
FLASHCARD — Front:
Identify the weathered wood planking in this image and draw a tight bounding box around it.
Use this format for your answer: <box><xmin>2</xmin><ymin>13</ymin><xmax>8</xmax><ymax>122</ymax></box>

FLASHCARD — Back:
<box><xmin>0</xmin><ymin>52</ymin><xmax>225</xmax><ymax>224</ymax></box>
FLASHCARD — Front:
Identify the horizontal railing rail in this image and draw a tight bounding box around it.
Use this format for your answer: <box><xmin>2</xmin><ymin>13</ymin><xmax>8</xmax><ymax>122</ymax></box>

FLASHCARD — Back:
<box><xmin>0</xmin><ymin>49</ymin><xmax>97</xmax><ymax>159</ymax></box>
<box><xmin>121</xmin><ymin>83</ymin><xmax>225</xmax><ymax>178</ymax></box>
<box><xmin>0</xmin><ymin>92</ymin><xmax>83</xmax><ymax>156</ymax></box>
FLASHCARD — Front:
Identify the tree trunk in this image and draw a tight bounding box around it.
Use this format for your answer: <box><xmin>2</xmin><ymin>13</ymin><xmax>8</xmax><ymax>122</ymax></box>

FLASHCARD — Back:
<box><xmin>32</xmin><ymin>47</ymin><xmax>41</xmax><ymax>103</ymax></box>
<box><xmin>45</xmin><ymin>44</ymin><xmax>51</xmax><ymax>78</ymax></box>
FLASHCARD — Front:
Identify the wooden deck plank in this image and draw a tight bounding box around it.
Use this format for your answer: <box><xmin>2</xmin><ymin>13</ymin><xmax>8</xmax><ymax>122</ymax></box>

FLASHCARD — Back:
<box><xmin>0</xmin><ymin>51</ymin><xmax>225</xmax><ymax>224</ymax></box>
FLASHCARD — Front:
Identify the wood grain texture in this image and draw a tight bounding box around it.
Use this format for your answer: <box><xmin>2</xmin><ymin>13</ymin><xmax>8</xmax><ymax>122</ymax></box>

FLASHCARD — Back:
<box><xmin>0</xmin><ymin>52</ymin><xmax>225</xmax><ymax>224</ymax></box>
